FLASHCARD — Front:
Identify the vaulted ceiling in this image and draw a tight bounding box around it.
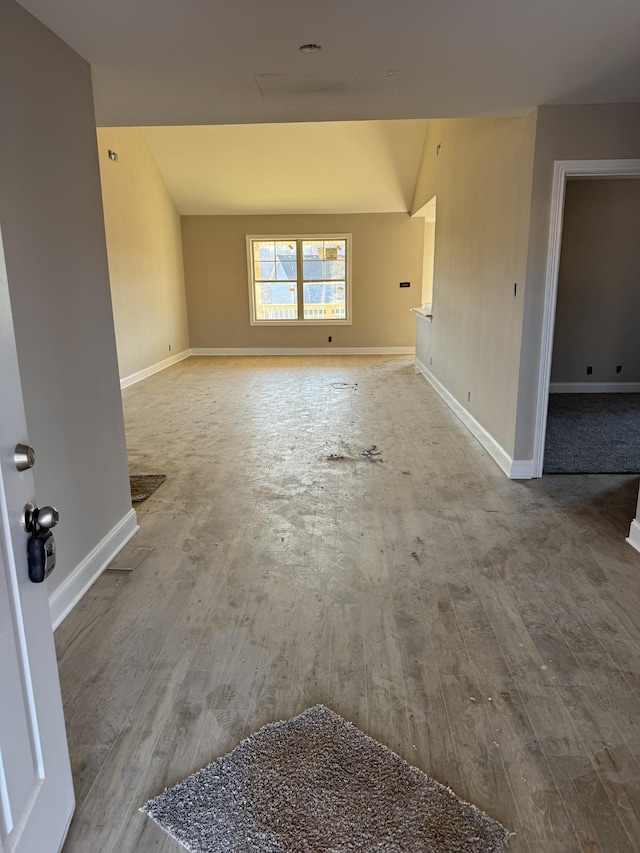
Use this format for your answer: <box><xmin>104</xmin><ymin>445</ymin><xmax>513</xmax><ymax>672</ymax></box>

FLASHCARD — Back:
<box><xmin>18</xmin><ymin>0</ymin><xmax>640</xmax><ymax>216</ymax></box>
<box><xmin>139</xmin><ymin>120</ymin><xmax>429</xmax><ymax>215</ymax></box>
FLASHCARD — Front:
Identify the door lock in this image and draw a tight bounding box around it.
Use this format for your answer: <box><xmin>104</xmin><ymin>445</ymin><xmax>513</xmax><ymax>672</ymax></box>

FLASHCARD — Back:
<box><xmin>23</xmin><ymin>503</ymin><xmax>59</xmax><ymax>583</ymax></box>
<box><xmin>14</xmin><ymin>443</ymin><xmax>36</xmax><ymax>471</ymax></box>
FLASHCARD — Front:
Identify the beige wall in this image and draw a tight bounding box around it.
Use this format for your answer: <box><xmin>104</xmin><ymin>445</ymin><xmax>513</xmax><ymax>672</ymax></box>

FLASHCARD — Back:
<box><xmin>0</xmin><ymin>1</ymin><xmax>132</xmax><ymax>602</ymax></box>
<box><xmin>411</xmin><ymin>115</ymin><xmax>537</xmax><ymax>456</ymax></box>
<box><xmin>551</xmin><ymin>178</ymin><xmax>640</xmax><ymax>384</ymax></box>
<box><xmin>182</xmin><ymin>213</ymin><xmax>424</xmax><ymax>349</ymax></box>
<box><xmin>97</xmin><ymin>127</ymin><xmax>190</xmax><ymax>380</ymax></box>
<box><xmin>514</xmin><ymin>104</ymin><xmax>640</xmax><ymax>458</ymax></box>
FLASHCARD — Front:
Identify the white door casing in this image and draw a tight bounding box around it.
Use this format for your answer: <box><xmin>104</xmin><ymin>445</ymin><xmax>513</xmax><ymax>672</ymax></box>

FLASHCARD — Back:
<box><xmin>0</xmin><ymin>223</ymin><xmax>74</xmax><ymax>853</ymax></box>
<box><xmin>532</xmin><ymin>158</ymin><xmax>640</xmax><ymax>478</ymax></box>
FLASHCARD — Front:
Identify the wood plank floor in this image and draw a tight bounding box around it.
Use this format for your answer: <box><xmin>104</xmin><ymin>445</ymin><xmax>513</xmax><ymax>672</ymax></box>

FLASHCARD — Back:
<box><xmin>56</xmin><ymin>356</ymin><xmax>640</xmax><ymax>852</ymax></box>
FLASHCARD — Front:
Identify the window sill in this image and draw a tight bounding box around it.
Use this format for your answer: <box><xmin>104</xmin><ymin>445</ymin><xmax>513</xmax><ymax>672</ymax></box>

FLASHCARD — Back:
<box><xmin>250</xmin><ymin>319</ymin><xmax>352</xmax><ymax>327</ymax></box>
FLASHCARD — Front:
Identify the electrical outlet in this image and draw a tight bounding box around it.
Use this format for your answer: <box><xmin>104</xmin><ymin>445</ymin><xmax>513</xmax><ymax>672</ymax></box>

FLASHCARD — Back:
<box><xmin>108</xmin><ymin>149</ymin><xmax>118</xmax><ymax>162</ymax></box>
<box><xmin>616</xmin><ymin>365</ymin><xmax>622</xmax><ymax>373</ymax></box>
<box><xmin>328</xmin><ymin>336</ymin><xmax>332</xmax><ymax>343</ymax></box>
<box><xmin>399</xmin><ymin>282</ymin><xmax>410</xmax><ymax>288</ymax></box>
<box><xmin>587</xmin><ymin>366</ymin><xmax>593</xmax><ymax>375</ymax></box>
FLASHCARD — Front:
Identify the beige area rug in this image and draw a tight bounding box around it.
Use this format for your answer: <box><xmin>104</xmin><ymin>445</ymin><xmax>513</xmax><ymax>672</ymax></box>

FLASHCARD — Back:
<box><xmin>141</xmin><ymin>704</ymin><xmax>510</xmax><ymax>852</ymax></box>
<box><xmin>130</xmin><ymin>474</ymin><xmax>166</xmax><ymax>503</ymax></box>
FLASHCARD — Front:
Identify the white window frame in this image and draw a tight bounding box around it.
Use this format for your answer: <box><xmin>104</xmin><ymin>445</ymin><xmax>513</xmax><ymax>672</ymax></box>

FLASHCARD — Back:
<box><xmin>246</xmin><ymin>233</ymin><xmax>352</xmax><ymax>326</ymax></box>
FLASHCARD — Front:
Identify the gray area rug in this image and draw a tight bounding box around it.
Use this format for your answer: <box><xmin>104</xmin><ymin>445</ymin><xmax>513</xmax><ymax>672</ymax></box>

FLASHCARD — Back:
<box><xmin>130</xmin><ymin>474</ymin><xmax>166</xmax><ymax>502</ymax></box>
<box><xmin>141</xmin><ymin>704</ymin><xmax>509</xmax><ymax>852</ymax></box>
<box><xmin>544</xmin><ymin>393</ymin><xmax>640</xmax><ymax>474</ymax></box>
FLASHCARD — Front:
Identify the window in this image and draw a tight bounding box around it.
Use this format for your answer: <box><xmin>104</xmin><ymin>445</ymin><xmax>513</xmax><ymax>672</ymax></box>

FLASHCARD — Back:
<box><xmin>247</xmin><ymin>235</ymin><xmax>352</xmax><ymax>325</ymax></box>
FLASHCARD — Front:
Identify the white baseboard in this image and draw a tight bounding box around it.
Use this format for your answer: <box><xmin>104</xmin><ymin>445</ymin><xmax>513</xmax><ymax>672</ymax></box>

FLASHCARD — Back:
<box><xmin>191</xmin><ymin>347</ymin><xmax>415</xmax><ymax>356</ymax></box>
<box><xmin>550</xmin><ymin>382</ymin><xmax>640</xmax><ymax>393</ymax></box>
<box><xmin>120</xmin><ymin>349</ymin><xmax>191</xmax><ymax>390</ymax></box>
<box><xmin>413</xmin><ymin>357</ymin><xmax>533</xmax><ymax>480</ymax></box>
<box><xmin>626</xmin><ymin>519</ymin><xmax>640</xmax><ymax>555</ymax></box>
<box><xmin>48</xmin><ymin>509</ymin><xmax>139</xmax><ymax>629</ymax></box>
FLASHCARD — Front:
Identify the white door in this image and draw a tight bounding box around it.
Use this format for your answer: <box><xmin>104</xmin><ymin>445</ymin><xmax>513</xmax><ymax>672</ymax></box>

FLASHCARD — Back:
<box><xmin>0</xmin><ymin>225</ymin><xmax>74</xmax><ymax>852</ymax></box>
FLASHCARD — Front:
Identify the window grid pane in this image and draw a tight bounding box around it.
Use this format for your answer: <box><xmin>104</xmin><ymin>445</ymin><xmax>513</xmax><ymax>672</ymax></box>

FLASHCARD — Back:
<box><xmin>252</xmin><ymin>239</ymin><xmax>299</xmax><ymax>320</ymax></box>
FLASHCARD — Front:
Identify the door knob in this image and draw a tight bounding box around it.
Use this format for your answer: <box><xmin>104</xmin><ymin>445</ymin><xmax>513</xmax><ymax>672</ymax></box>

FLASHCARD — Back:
<box><xmin>22</xmin><ymin>503</ymin><xmax>59</xmax><ymax>534</ymax></box>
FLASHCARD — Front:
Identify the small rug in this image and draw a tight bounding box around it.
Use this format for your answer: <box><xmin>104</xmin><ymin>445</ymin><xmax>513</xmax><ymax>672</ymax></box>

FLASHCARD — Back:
<box><xmin>130</xmin><ymin>474</ymin><xmax>166</xmax><ymax>503</ymax></box>
<box><xmin>544</xmin><ymin>393</ymin><xmax>640</xmax><ymax>473</ymax></box>
<box><xmin>141</xmin><ymin>704</ymin><xmax>509</xmax><ymax>852</ymax></box>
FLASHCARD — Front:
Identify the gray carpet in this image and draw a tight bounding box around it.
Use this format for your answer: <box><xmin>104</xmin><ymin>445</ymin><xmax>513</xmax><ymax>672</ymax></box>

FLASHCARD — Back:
<box><xmin>141</xmin><ymin>705</ymin><xmax>509</xmax><ymax>852</ymax></box>
<box><xmin>130</xmin><ymin>474</ymin><xmax>166</xmax><ymax>502</ymax></box>
<box><xmin>544</xmin><ymin>393</ymin><xmax>640</xmax><ymax>474</ymax></box>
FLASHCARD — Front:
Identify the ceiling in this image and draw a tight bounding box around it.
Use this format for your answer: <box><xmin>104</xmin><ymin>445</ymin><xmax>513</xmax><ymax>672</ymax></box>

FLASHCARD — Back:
<box><xmin>139</xmin><ymin>120</ymin><xmax>428</xmax><ymax>215</ymax></box>
<box><xmin>17</xmin><ymin>0</ymin><xmax>640</xmax><ymax>127</ymax></box>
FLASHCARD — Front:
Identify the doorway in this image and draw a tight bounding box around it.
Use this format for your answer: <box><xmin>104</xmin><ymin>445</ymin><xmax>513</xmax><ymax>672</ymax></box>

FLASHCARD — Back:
<box><xmin>532</xmin><ymin>159</ymin><xmax>640</xmax><ymax>478</ymax></box>
<box><xmin>543</xmin><ymin>176</ymin><xmax>640</xmax><ymax>474</ymax></box>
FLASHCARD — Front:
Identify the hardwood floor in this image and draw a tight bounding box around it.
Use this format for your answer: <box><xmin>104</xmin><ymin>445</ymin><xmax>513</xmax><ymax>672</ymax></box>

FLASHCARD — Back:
<box><xmin>56</xmin><ymin>356</ymin><xmax>640</xmax><ymax>852</ymax></box>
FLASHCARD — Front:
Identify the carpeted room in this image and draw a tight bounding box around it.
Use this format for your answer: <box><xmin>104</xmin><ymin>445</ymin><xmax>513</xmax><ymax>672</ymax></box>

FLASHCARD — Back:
<box><xmin>544</xmin><ymin>177</ymin><xmax>640</xmax><ymax>475</ymax></box>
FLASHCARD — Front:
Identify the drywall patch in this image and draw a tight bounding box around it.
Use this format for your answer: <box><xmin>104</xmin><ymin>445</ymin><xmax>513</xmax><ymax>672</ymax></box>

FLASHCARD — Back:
<box><xmin>254</xmin><ymin>71</ymin><xmax>402</xmax><ymax>99</ymax></box>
